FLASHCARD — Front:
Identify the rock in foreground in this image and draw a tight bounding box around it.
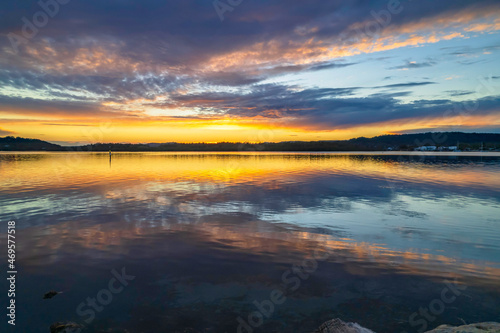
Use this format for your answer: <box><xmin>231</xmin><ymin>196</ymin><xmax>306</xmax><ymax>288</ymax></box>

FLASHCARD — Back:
<box><xmin>313</xmin><ymin>319</ymin><xmax>375</xmax><ymax>333</ymax></box>
<box><xmin>425</xmin><ymin>322</ymin><xmax>500</xmax><ymax>332</ymax></box>
<box><xmin>49</xmin><ymin>321</ymin><xmax>82</xmax><ymax>333</ymax></box>
<box><xmin>313</xmin><ymin>319</ymin><xmax>500</xmax><ymax>333</ymax></box>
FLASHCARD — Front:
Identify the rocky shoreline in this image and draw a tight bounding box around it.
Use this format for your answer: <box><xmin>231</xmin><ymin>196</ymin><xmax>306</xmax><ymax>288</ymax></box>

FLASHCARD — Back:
<box><xmin>313</xmin><ymin>319</ymin><xmax>500</xmax><ymax>333</ymax></box>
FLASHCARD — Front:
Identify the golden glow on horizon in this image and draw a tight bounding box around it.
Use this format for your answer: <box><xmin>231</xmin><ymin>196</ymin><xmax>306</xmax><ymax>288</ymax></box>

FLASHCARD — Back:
<box><xmin>2</xmin><ymin>112</ymin><xmax>499</xmax><ymax>143</ymax></box>
<box><xmin>1</xmin><ymin>6</ymin><xmax>499</xmax><ymax>143</ymax></box>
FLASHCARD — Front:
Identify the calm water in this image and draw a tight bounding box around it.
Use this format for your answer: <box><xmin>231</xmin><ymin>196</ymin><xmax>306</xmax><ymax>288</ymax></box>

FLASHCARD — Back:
<box><xmin>1</xmin><ymin>152</ymin><xmax>500</xmax><ymax>333</ymax></box>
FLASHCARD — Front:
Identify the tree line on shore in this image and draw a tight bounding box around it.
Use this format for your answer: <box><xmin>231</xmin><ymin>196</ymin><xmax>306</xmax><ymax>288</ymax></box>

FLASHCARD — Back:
<box><xmin>1</xmin><ymin>132</ymin><xmax>500</xmax><ymax>152</ymax></box>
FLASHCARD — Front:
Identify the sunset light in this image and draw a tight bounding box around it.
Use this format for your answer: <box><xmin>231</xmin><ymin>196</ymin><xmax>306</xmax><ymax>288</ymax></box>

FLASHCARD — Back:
<box><xmin>2</xmin><ymin>1</ymin><xmax>500</xmax><ymax>332</ymax></box>
<box><xmin>1</xmin><ymin>1</ymin><xmax>499</xmax><ymax>143</ymax></box>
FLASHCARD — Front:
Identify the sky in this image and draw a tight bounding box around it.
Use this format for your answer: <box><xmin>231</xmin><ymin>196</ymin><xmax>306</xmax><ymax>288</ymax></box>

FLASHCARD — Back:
<box><xmin>0</xmin><ymin>0</ymin><xmax>499</xmax><ymax>144</ymax></box>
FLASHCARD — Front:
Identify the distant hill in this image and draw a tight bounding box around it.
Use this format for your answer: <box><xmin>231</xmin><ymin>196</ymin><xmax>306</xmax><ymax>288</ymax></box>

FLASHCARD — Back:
<box><xmin>348</xmin><ymin>132</ymin><xmax>500</xmax><ymax>150</ymax></box>
<box><xmin>0</xmin><ymin>136</ymin><xmax>62</xmax><ymax>151</ymax></box>
<box><xmin>1</xmin><ymin>132</ymin><xmax>500</xmax><ymax>152</ymax></box>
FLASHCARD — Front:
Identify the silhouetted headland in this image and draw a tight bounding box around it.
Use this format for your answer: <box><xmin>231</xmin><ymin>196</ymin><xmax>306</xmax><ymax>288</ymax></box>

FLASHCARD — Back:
<box><xmin>1</xmin><ymin>132</ymin><xmax>500</xmax><ymax>152</ymax></box>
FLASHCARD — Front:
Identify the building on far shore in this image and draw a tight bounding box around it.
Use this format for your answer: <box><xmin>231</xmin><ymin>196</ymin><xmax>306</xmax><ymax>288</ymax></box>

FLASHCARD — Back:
<box><xmin>437</xmin><ymin>146</ymin><xmax>459</xmax><ymax>151</ymax></box>
<box><xmin>415</xmin><ymin>146</ymin><xmax>437</xmax><ymax>151</ymax></box>
<box><xmin>415</xmin><ymin>146</ymin><xmax>461</xmax><ymax>151</ymax></box>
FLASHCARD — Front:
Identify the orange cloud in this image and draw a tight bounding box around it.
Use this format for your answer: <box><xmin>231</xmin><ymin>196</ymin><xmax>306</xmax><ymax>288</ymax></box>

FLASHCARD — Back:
<box><xmin>205</xmin><ymin>7</ymin><xmax>500</xmax><ymax>72</ymax></box>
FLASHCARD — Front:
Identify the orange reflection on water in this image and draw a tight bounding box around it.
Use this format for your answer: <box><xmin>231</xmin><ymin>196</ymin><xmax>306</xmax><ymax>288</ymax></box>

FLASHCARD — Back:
<box><xmin>14</xmin><ymin>216</ymin><xmax>500</xmax><ymax>290</ymax></box>
<box><xmin>1</xmin><ymin>152</ymin><xmax>499</xmax><ymax>193</ymax></box>
<box><xmin>2</xmin><ymin>152</ymin><xmax>499</xmax><ymax>291</ymax></box>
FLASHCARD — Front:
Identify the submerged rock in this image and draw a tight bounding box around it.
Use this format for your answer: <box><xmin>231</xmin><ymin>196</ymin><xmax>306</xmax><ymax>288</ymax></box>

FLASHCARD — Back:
<box><xmin>313</xmin><ymin>318</ymin><xmax>375</xmax><ymax>333</ymax></box>
<box><xmin>49</xmin><ymin>321</ymin><xmax>82</xmax><ymax>333</ymax></box>
<box><xmin>43</xmin><ymin>290</ymin><xmax>61</xmax><ymax>299</ymax></box>
<box><xmin>424</xmin><ymin>322</ymin><xmax>500</xmax><ymax>332</ymax></box>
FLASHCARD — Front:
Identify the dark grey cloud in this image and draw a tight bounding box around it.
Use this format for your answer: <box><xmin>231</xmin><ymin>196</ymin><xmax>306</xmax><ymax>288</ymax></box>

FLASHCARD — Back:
<box><xmin>389</xmin><ymin>60</ymin><xmax>436</xmax><ymax>70</ymax></box>
<box><xmin>284</xmin><ymin>95</ymin><xmax>500</xmax><ymax>130</ymax></box>
<box><xmin>0</xmin><ymin>128</ymin><xmax>15</xmax><ymax>136</ymax></box>
<box><xmin>375</xmin><ymin>82</ymin><xmax>436</xmax><ymax>89</ymax></box>
<box><xmin>304</xmin><ymin>61</ymin><xmax>357</xmax><ymax>72</ymax></box>
<box><xmin>457</xmin><ymin>59</ymin><xmax>486</xmax><ymax>66</ymax></box>
<box><xmin>42</xmin><ymin>123</ymin><xmax>91</xmax><ymax>127</ymax></box>
<box><xmin>167</xmin><ymin>84</ymin><xmax>360</xmax><ymax>118</ymax></box>
<box><xmin>440</xmin><ymin>44</ymin><xmax>500</xmax><ymax>57</ymax></box>
<box><xmin>204</xmin><ymin>72</ymin><xmax>265</xmax><ymax>87</ymax></box>
<box><xmin>445</xmin><ymin>90</ymin><xmax>474</xmax><ymax>97</ymax></box>
<box><xmin>367</xmin><ymin>91</ymin><xmax>412</xmax><ymax>98</ymax></box>
<box><xmin>0</xmin><ymin>69</ymin><xmax>186</xmax><ymax>103</ymax></box>
<box><xmin>0</xmin><ymin>94</ymin><xmax>109</xmax><ymax>116</ymax></box>
<box><xmin>202</xmin><ymin>61</ymin><xmax>356</xmax><ymax>86</ymax></box>
<box><xmin>393</xmin><ymin>126</ymin><xmax>500</xmax><ymax>134</ymax></box>
<box><xmin>159</xmin><ymin>83</ymin><xmax>500</xmax><ymax>129</ymax></box>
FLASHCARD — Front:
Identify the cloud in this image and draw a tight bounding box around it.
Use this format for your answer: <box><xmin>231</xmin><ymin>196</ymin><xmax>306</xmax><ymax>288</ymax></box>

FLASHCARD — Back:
<box><xmin>375</xmin><ymin>82</ymin><xmax>436</xmax><ymax>89</ymax></box>
<box><xmin>391</xmin><ymin>126</ymin><xmax>500</xmax><ymax>135</ymax></box>
<box><xmin>440</xmin><ymin>44</ymin><xmax>500</xmax><ymax>57</ymax></box>
<box><xmin>0</xmin><ymin>0</ymin><xmax>499</xmax><ymax>138</ymax></box>
<box><xmin>2</xmin><ymin>1</ymin><xmax>499</xmax><ymax>78</ymax></box>
<box><xmin>389</xmin><ymin>60</ymin><xmax>437</xmax><ymax>70</ymax></box>
<box><xmin>151</xmin><ymin>83</ymin><xmax>500</xmax><ymax>131</ymax></box>
<box><xmin>445</xmin><ymin>90</ymin><xmax>475</xmax><ymax>97</ymax></box>
<box><xmin>0</xmin><ymin>95</ymin><xmax>116</xmax><ymax>118</ymax></box>
<box><xmin>0</xmin><ymin>68</ymin><xmax>185</xmax><ymax>103</ymax></box>
<box><xmin>0</xmin><ymin>128</ymin><xmax>15</xmax><ymax>136</ymax></box>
